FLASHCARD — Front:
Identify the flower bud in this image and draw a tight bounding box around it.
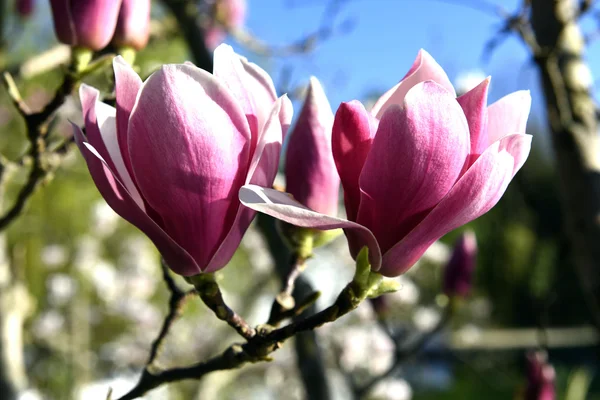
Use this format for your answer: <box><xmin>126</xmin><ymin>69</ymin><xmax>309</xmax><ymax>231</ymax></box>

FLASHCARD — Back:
<box><xmin>524</xmin><ymin>351</ymin><xmax>555</xmax><ymax>400</ymax></box>
<box><xmin>49</xmin><ymin>0</ymin><xmax>122</xmax><ymax>51</ymax></box>
<box><xmin>203</xmin><ymin>0</ymin><xmax>246</xmax><ymax>50</ymax></box>
<box><xmin>16</xmin><ymin>0</ymin><xmax>33</xmax><ymax>17</ymax></box>
<box><xmin>285</xmin><ymin>77</ymin><xmax>339</xmax><ymax>216</ymax></box>
<box><xmin>442</xmin><ymin>231</ymin><xmax>477</xmax><ymax>298</ymax></box>
<box><xmin>113</xmin><ymin>0</ymin><xmax>151</xmax><ymax>52</ymax></box>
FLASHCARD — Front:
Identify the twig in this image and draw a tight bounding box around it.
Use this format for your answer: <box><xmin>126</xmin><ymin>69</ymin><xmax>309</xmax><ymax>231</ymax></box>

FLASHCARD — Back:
<box><xmin>0</xmin><ymin>72</ymin><xmax>78</xmax><ymax>231</ymax></box>
<box><xmin>268</xmin><ymin>252</ymin><xmax>308</xmax><ymax>326</ymax></box>
<box><xmin>190</xmin><ymin>273</ymin><xmax>257</xmax><ymax>340</ymax></box>
<box><xmin>146</xmin><ymin>262</ymin><xmax>196</xmax><ymax>367</ymax></box>
<box><xmin>354</xmin><ymin>306</ymin><xmax>452</xmax><ymax>399</ymax></box>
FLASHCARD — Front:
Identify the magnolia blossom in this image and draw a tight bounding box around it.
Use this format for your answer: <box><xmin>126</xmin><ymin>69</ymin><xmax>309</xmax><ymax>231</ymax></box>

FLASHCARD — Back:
<box><xmin>285</xmin><ymin>77</ymin><xmax>339</xmax><ymax>215</ymax></box>
<box><xmin>525</xmin><ymin>351</ymin><xmax>555</xmax><ymax>400</ymax></box>
<box><xmin>443</xmin><ymin>231</ymin><xmax>477</xmax><ymax>298</ymax></box>
<box><xmin>74</xmin><ymin>44</ymin><xmax>292</xmax><ymax>276</ymax></box>
<box><xmin>240</xmin><ymin>49</ymin><xmax>531</xmax><ymax>277</ymax></box>
<box><xmin>49</xmin><ymin>0</ymin><xmax>122</xmax><ymax>51</ymax></box>
<box><xmin>112</xmin><ymin>0</ymin><xmax>151</xmax><ymax>51</ymax></box>
<box><xmin>204</xmin><ymin>0</ymin><xmax>247</xmax><ymax>50</ymax></box>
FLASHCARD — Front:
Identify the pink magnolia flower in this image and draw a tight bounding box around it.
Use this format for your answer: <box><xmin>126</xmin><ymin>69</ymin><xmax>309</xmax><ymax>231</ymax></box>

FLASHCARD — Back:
<box><xmin>73</xmin><ymin>44</ymin><xmax>292</xmax><ymax>276</ymax></box>
<box><xmin>203</xmin><ymin>0</ymin><xmax>247</xmax><ymax>50</ymax></box>
<box><xmin>16</xmin><ymin>0</ymin><xmax>34</xmax><ymax>17</ymax></box>
<box><xmin>524</xmin><ymin>351</ymin><xmax>555</xmax><ymax>400</ymax></box>
<box><xmin>112</xmin><ymin>0</ymin><xmax>151</xmax><ymax>51</ymax></box>
<box><xmin>49</xmin><ymin>0</ymin><xmax>122</xmax><ymax>51</ymax></box>
<box><xmin>240</xmin><ymin>50</ymin><xmax>531</xmax><ymax>277</ymax></box>
<box><xmin>285</xmin><ymin>77</ymin><xmax>339</xmax><ymax>215</ymax></box>
<box><xmin>442</xmin><ymin>231</ymin><xmax>477</xmax><ymax>298</ymax></box>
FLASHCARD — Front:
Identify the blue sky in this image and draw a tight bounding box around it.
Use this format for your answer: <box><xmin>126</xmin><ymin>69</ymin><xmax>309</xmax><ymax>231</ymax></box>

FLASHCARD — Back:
<box><xmin>234</xmin><ymin>0</ymin><xmax>600</xmax><ymax>134</ymax></box>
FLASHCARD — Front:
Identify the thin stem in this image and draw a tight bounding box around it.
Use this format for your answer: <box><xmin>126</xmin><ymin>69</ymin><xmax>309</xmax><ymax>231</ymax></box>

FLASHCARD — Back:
<box><xmin>354</xmin><ymin>306</ymin><xmax>452</xmax><ymax>398</ymax></box>
<box><xmin>268</xmin><ymin>252</ymin><xmax>308</xmax><ymax>326</ymax></box>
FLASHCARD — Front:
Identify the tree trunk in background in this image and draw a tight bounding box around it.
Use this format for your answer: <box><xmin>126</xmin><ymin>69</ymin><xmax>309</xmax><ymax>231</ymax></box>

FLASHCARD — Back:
<box><xmin>160</xmin><ymin>0</ymin><xmax>214</xmax><ymax>71</ymax></box>
<box><xmin>257</xmin><ymin>214</ymin><xmax>332</xmax><ymax>400</ymax></box>
<box><xmin>530</xmin><ymin>0</ymin><xmax>600</xmax><ymax>329</ymax></box>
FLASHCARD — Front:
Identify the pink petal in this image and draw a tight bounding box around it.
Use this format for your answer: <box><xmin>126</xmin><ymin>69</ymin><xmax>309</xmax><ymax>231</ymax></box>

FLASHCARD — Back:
<box><xmin>80</xmin><ymin>84</ymin><xmax>146</xmax><ymax>212</ymax></box>
<box><xmin>113</xmin><ymin>56</ymin><xmax>142</xmax><ymax>186</ymax></box>
<box><xmin>128</xmin><ymin>63</ymin><xmax>252</xmax><ymax>269</ymax></box>
<box><xmin>487</xmin><ymin>90</ymin><xmax>531</xmax><ymax>144</ymax></box>
<box><xmin>239</xmin><ymin>185</ymin><xmax>382</xmax><ymax>270</ymax></box>
<box><xmin>285</xmin><ymin>77</ymin><xmax>339</xmax><ymax>215</ymax></box>
<box><xmin>73</xmin><ymin>124</ymin><xmax>201</xmax><ymax>276</ymax></box>
<box><xmin>456</xmin><ymin>77</ymin><xmax>491</xmax><ymax>161</ymax></box>
<box><xmin>357</xmin><ymin>81</ymin><xmax>470</xmax><ymax>253</ymax></box>
<box><xmin>332</xmin><ymin>100</ymin><xmax>378</xmax><ymax>222</ymax></box>
<box><xmin>380</xmin><ymin>133</ymin><xmax>532</xmax><ymax>276</ymax></box>
<box><xmin>206</xmin><ymin>96</ymin><xmax>290</xmax><ymax>272</ymax></box>
<box><xmin>371</xmin><ymin>49</ymin><xmax>456</xmax><ymax>119</ymax></box>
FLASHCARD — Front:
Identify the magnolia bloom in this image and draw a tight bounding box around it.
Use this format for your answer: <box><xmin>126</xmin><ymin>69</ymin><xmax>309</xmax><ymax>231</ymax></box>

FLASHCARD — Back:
<box><xmin>204</xmin><ymin>0</ymin><xmax>246</xmax><ymax>50</ymax></box>
<box><xmin>240</xmin><ymin>49</ymin><xmax>531</xmax><ymax>277</ymax></box>
<box><xmin>443</xmin><ymin>231</ymin><xmax>477</xmax><ymax>298</ymax></box>
<box><xmin>16</xmin><ymin>0</ymin><xmax>34</xmax><ymax>17</ymax></box>
<box><xmin>524</xmin><ymin>351</ymin><xmax>555</xmax><ymax>400</ymax></box>
<box><xmin>49</xmin><ymin>0</ymin><xmax>122</xmax><ymax>51</ymax></box>
<box><xmin>285</xmin><ymin>77</ymin><xmax>339</xmax><ymax>215</ymax></box>
<box><xmin>73</xmin><ymin>44</ymin><xmax>292</xmax><ymax>276</ymax></box>
<box><xmin>112</xmin><ymin>0</ymin><xmax>151</xmax><ymax>51</ymax></box>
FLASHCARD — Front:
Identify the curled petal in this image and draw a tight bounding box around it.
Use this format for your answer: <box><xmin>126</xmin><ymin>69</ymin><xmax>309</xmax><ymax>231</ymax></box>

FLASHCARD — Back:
<box><xmin>239</xmin><ymin>185</ymin><xmax>382</xmax><ymax>270</ymax></box>
<box><xmin>371</xmin><ymin>49</ymin><xmax>456</xmax><ymax>118</ymax></box>
<box><xmin>357</xmin><ymin>81</ymin><xmax>470</xmax><ymax>253</ymax></box>
<box><xmin>128</xmin><ymin>64</ymin><xmax>251</xmax><ymax>269</ymax></box>
<box><xmin>380</xmin><ymin>133</ymin><xmax>532</xmax><ymax>276</ymax></box>
<box><xmin>332</xmin><ymin>100</ymin><xmax>378</xmax><ymax>221</ymax></box>
<box><xmin>487</xmin><ymin>90</ymin><xmax>531</xmax><ymax>144</ymax></box>
<box><xmin>73</xmin><ymin>124</ymin><xmax>201</xmax><ymax>276</ymax></box>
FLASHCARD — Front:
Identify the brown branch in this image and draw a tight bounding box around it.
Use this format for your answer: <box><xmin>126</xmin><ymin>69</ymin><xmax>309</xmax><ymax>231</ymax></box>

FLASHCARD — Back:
<box><xmin>117</xmin><ymin>269</ymin><xmax>370</xmax><ymax>400</ymax></box>
<box><xmin>0</xmin><ymin>72</ymin><xmax>77</xmax><ymax>231</ymax></box>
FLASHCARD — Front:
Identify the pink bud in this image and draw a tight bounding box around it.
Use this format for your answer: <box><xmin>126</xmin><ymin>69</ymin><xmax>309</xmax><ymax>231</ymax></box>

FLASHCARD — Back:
<box><xmin>525</xmin><ymin>351</ymin><xmax>555</xmax><ymax>400</ymax></box>
<box><xmin>112</xmin><ymin>0</ymin><xmax>150</xmax><ymax>51</ymax></box>
<box><xmin>442</xmin><ymin>231</ymin><xmax>477</xmax><ymax>298</ymax></box>
<box><xmin>238</xmin><ymin>49</ymin><xmax>532</xmax><ymax>277</ymax></box>
<box><xmin>73</xmin><ymin>45</ymin><xmax>291</xmax><ymax>276</ymax></box>
<box><xmin>49</xmin><ymin>0</ymin><xmax>122</xmax><ymax>51</ymax></box>
<box><xmin>285</xmin><ymin>77</ymin><xmax>339</xmax><ymax>216</ymax></box>
<box><xmin>16</xmin><ymin>0</ymin><xmax>33</xmax><ymax>17</ymax></box>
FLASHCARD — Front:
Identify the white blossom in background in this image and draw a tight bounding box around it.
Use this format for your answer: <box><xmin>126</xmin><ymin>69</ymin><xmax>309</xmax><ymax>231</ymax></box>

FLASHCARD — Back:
<box><xmin>337</xmin><ymin>325</ymin><xmax>394</xmax><ymax>375</ymax></box>
<box><xmin>46</xmin><ymin>273</ymin><xmax>77</xmax><ymax>306</ymax></box>
<box><xmin>454</xmin><ymin>69</ymin><xmax>487</xmax><ymax>95</ymax></box>
<box><xmin>369</xmin><ymin>378</ymin><xmax>413</xmax><ymax>400</ymax></box>
<box><xmin>413</xmin><ymin>306</ymin><xmax>441</xmax><ymax>332</ymax></box>
<box><xmin>92</xmin><ymin>200</ymin><xmax>121</xmax><ymax>238</ymax></box>
<box><xmin>40</xmin><ymin>244</ymin><xmax>68</xmax><ymax>269</ymax></box>
<box><xmin>32</xmin><ymin>310</ymin><xmax>65</xmax><ymax>339</ymax></box>
<box><xmin>456</xmin><ymin>323</ymin><xmax>482</xmax><ymax>346</ymax></box>
<box><xmin>18</xmin><ymin>389</ymin><xmax>44</xmax><ymax>400</ymax></box>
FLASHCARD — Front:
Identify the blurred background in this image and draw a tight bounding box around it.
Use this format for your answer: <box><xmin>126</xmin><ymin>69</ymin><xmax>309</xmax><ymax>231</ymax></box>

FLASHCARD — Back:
<box><xmin>0</xmin><ymin>0</ymin><xmax>598</xmax><ymax>399</ymax></box>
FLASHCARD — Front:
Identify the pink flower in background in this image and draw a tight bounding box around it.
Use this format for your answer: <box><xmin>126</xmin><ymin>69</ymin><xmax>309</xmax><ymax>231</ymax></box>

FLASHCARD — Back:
<box><xmin>112</xmin><ymin>0</ymin><xmax>151</xmax><ymax>51</ymax></box>
<box><xmin>16</xmin><ymin>0</ymin><xmax>33</xmax><ymax>17</ymax></box>
<box><xmin>49</xmin><ymin>0</ymin><xmax>122</xmax><ymax>51</ymax></box>
<box><xmin>285</xmin><ymin>77</ymin><xmax>339</xmax><ymax>215</ymax></box>
<box><xmin>442</xmin><ymin>231</ymin><xmax>477</xmax><ymax>298</ymax></box>
<box><xmin>203</xmin><ymin>0</ymin><xmax>247</xmax><ymax>50</ymax></box>
<box><xmin>73</xmin><ymin>44</ymin><xmax>292</xmax><ymax>276</ymax></box>
<box><xmin>240</xmin><ymin>49</ymin><xmax>531</xmax><ymax>277</ymax></box>
<box><xmin>524</xmin><ymin>351</ymin><xmax>555</xmax><ymax>400</ymax></box>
